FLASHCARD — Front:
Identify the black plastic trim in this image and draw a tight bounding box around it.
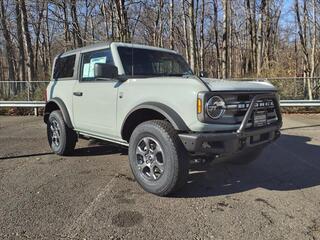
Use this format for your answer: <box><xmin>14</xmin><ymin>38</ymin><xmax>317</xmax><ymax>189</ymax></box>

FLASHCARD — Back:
<box><xmin>179</xmin><ymin>124</ymin><xmax>281</xmax><ymax>154</ymax></box>
<box><xmin>121</xmin><ymin>102</ymin><xmax>189</xmax><ymax>136</ymax></box>
<box><xmin>44</xmin><ymin>98</ymin><xmax>74</xmax><ymax>129</ymax></box>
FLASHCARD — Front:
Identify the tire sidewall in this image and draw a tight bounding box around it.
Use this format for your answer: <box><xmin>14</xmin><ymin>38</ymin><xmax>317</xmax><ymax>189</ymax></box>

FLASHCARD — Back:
<box><xmin>128</xmin><ymin>123</ymin><xmax>179</xmax><ymax>195</ymax></box>
<box><xmin>47</xmin><ymin>111</ymin><xmax>68</xmax><ymax>155</ymax></box>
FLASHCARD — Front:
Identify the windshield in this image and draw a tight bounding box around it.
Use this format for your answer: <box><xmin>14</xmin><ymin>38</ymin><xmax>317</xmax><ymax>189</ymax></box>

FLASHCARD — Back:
<box><xmin>117</xmin><ymin>47</ymin><xmax>193</xmax><ymax>77</ymax></box>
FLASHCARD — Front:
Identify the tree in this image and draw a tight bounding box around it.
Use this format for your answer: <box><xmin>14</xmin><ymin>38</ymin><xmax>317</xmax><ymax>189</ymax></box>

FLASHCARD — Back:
<box><xmin>169</xmin><ymin>0</ymin><xmax>174</xmax><ymax>50</ymax></box>
<box><xmin>70</xmin><ymin>0</ymin><xmax>83</xmax><ymax>47</ymax></box>
<box><xmin>199</xmin><ymin>0</ymin><xmax>205</xmax><ymax>72</ymax></box>
<box><xmin>15</xmin><ymin>0</ymin><xmax>26</xmax><ymax>82</ymax></box>
<box><xmin>256</xmin><ymin>0</ymin><xmax>266</xmax><ymax>76</ymax></box>
<box><xmin>222</xmin><ymin>0</ymin><xmax>229</xmax><ymax>78</ymax></box>
<box><xmin>188</xmin><ymin>0</ymin><xmax>196</xmax><ymax>72</ymax></box>
<box><xmin>295</xmin><ymin>0</ymin><xmax>313</xmax><ymax>100</ymax></box>
<box><xmin>0</xmin><ymin>0</ymin><xmax>16</xmax><ymax>85</ymax></box>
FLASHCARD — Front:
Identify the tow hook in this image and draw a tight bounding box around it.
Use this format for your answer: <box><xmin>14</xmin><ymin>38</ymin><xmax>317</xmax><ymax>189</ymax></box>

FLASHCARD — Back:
<box><xmin>239</xmin><ymin>138</ymin><xmax>246</xmax><ymax>149</ymax></box>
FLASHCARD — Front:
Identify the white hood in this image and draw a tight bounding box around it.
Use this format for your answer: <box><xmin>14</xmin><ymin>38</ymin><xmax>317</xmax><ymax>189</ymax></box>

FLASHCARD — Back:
<box><xmin>202</xmin><ymin>78</ymin><xmax>277</xmax><ymax>92</ymax></box>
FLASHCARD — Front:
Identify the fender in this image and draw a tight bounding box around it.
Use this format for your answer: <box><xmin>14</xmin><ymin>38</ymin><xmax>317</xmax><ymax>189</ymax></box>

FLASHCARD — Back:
<box><xmin>121</xmin><ymin>102</ymin><xmax>189</xmax><ymax>135</ymax></box>
<box><xmin>44</xmin><ymin>98</ymin><xmax>74</xmax><ymax>129</ymax></box>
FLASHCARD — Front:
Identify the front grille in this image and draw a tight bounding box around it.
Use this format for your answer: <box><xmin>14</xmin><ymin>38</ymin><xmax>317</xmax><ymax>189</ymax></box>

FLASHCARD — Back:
<box><xmin>223</xmin><ymin>94</ymin><xmax>278</xmax><ymax>127</ymax></box>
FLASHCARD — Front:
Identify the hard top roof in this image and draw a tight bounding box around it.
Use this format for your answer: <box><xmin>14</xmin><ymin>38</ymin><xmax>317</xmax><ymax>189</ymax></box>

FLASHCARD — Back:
<box><xmin>59</xmin><ymin>41</ymin><xmax>177</xmax><ymax>57</ymax></box>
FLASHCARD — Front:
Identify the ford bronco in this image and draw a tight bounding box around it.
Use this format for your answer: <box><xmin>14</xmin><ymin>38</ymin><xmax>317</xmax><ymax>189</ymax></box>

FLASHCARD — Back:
<box><xmin>44</xmin><ymin>42</ymin><xmax>282</xmax><ymax>196</ymax></box>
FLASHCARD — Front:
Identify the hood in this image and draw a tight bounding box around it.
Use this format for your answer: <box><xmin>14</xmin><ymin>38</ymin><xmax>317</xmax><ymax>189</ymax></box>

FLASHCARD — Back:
<box><xmin>202</xmin><ymin>78</ymin><xmax>276</xmax><ymax>92</ymax></box>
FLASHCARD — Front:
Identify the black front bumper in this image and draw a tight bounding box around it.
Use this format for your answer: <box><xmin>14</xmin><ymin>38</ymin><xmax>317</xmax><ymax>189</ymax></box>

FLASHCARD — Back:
<box><xmin>179</xmin><ymin>93</ymin><xmax>282</xmax><ymax>156</ymax></box>
<box><xmin>179</xmin><ymin>124</ymin><xmax>281</xmax><ymax>155</ymax></box>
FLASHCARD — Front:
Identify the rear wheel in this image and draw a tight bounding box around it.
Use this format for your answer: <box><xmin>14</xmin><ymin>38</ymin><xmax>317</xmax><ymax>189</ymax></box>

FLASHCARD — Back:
<box><xmin>128</xmin><ymin>120</ymin><xmax>189</xmax><ymax>196</ymax></box>
<box><xmin>47</xmin><ymin>110</ymin><xmax>77</xmax><ymax>156</ymax></box>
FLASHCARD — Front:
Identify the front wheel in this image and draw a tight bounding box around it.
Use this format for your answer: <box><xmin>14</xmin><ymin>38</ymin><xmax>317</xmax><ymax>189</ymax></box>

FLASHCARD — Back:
<box><xmin>47</xmin><ymin>110</ymin><xmax>77</xmax><ymax>156</ymax></box>
<box><xmin>128</xmin><ymin>120</ymin><xmax>189</xmax><ymax>196</ymax></box>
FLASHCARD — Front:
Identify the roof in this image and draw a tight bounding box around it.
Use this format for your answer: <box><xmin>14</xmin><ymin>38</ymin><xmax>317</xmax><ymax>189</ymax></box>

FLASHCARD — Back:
<box><xmin>60</xmin><ymin>41</ymin><xmax>177</xmax><ymax>57</ymax></box>
<box><xmin>60</xmin><ymin>41</ymin><xmax>112</xmax><ymax>57</ymax></box>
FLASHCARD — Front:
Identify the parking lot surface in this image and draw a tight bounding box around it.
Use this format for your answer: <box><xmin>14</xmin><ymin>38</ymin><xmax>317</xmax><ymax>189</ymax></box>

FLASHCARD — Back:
<box><xmin>0</xmin><ymin>114</ymin><xmax>320</xmax><ymax>240</ymax></box>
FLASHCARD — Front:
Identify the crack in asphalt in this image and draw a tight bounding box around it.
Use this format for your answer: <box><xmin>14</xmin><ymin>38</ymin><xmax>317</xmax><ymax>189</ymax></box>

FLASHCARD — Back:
<box><xmin>63</xmin><ymin>176</ymin><xmax>118</xmax><ymax>238</ymax></box>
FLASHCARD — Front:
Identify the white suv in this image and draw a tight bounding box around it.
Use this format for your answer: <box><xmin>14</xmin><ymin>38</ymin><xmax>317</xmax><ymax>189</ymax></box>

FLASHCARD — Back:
<box><xmin>44</xmin><ymin>42</ymin><xmax>282</xmax><ymax>196</ymax></box>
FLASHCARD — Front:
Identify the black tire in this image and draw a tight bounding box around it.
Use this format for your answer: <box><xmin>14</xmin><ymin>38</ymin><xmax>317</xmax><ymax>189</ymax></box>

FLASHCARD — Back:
<box><xmin>128</xmin><ymin>120</ymin><xmax>189</xmax><ymax>196</ymax></box>
<box><xmin>227</xmin><ymin>147</ymin><xmax>264</xmax><ymax>165</ymax></box>
<box><xmin>47</xmin><ymin>110</ymin><xmax>77</xmax><ymax>156</ymax></box>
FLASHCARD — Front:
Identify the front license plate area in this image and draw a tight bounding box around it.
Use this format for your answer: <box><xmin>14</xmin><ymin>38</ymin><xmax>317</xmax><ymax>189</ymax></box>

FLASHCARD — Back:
<box><xmin>254</xmin><ymin>111</ymin><xmax>267</xmax><ymax>127</ymax></box>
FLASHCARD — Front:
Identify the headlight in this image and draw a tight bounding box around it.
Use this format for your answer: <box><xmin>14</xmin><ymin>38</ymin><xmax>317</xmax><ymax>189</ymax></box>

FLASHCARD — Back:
<box><xmin>206</xmin><ymin>96</ymin><xmax>226</xmax><ymax>119</ymax></box>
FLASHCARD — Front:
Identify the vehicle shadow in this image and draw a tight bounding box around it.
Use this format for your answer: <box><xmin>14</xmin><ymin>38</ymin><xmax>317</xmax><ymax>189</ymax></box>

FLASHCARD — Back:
<box><xmin>72</xmin><ymin>139</ymin><xmax>128</xmax><ymax>157</ymax></box>
<box><xmin>0</xmin><ymin>152</ymin><xmax>54</xmax><ymax>160</ymax></box>
<box><xmin>0</xmin><ymin>139</ymin><xmax>127</xmax><ymax>160</ymax></box>
<box><xmin>174</xmin><ymin>133</ymin><xmax>320</xmax><ymax>198</ymax></box>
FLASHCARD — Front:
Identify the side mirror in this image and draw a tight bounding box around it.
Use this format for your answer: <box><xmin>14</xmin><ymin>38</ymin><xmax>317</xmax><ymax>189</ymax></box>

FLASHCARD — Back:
<box><xmin>199</xmin><ymin>71</ymin><xmax>208</xmax><ymax>78</ymax></box>
<box><xmin>94</xmin><ymin>63</ymin><xmax>118</xmax><ymax>79</ymax></box>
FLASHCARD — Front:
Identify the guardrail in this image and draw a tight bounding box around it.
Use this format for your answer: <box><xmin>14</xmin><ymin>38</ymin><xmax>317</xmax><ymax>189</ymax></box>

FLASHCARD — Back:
<box><xmin>0</xmin><ymin>78</ymin><xmax>320</xmax><ymax>115</ymax></box>
<box><xmin>280</xmin><ymin>100</ymin><xmax>320</xmax><ymax>107</ymax></box>
<box><xmin>0</xmin><ymin>101</ymin><xmax>46</xmax><ymax>107</ymax></box>
<box><xmin>0</xmin><ymin>101</ymin><xmax>45</xmax><ymax>115</ymax></box>
<box><xmin>1</xmin><ymin>100</ymin><xmax>320</xmax><ymax>116</ymax></box>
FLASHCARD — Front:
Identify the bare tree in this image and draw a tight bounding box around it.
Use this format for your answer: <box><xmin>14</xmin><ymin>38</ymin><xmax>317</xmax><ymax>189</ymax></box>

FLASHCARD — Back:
<box><xmin>153</xmin><ymin>0</ymin><xmax>164</xmax><ymax>47</ymax></box>
<box><xmin>182</xmin><ymin>0</ymin><xmax>190</xmax><ymax>64</ymax></box>
<box><xmin>0</xmin><ymin>0</ymin><xmax>17</xmax><ymax>84</ymax></box>
<box><xmin>114</xmin><ymin>0</ymin><xmax>130</xmax><ymax>42</ymax></box>
<box><xmin>15</xmin><ymin>0</ymin><xmax>26</xmax><ymax>82</ymax></box>
<box><xmin>19</xmin><ymin>0</ymin><xmax>36</xmax><ymax>82</ymax></box>
<box><xmin>256</xmin><ymin>0</ymin><xmax>266</xmax><ymax>76</ymax></box>
<box><xmin>222</xmin><ymin>0</ymin><xmax>229</xmax><ymax>78</ymax></box>
<box><xmin>0</xmin><ymin>0</ymin><xmax>319</xmax><ymax>88</ymax></box>
<box><xmin>295</xmin><ymin>0</ymin><xmax>313</xmax><ymax>99</ymax></box>
<box><xmin>199</xmin><ymin>0</ymin><xmax>205</xmax><ymax>72</ymax></box>
<box><xmin>70</xmin><ymin>0</ymin><xmax>83</xmax><ymax>47</ymax></box>
<box><xmin>169</xmin><ymin>0</ymin><xmax>174</xmax><ymax>50</ymax></box>
<box><xmin>213</xmin><ymin>0</ymin><xmax>220</xmax><ymax>78</ymax></box>
<box><xmin>188</xmin><ymin>0</ymin><xmax>196</xmax><ymax>72</ymax></box>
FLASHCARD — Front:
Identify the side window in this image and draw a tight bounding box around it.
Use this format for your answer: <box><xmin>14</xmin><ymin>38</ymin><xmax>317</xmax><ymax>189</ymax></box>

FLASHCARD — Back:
<box><xmin>81</xmin><ymin>49</ymin><xmax>113</xmax><ymax>81</ymax></box>
<box><xmin>53</xmin><ymin>55</ymin><xmax>76</xmax><ymax>79</ymax></box>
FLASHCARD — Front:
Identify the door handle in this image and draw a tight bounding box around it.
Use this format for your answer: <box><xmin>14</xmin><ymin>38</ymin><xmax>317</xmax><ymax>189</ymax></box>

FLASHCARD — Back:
<box><xmin>73</xmin><ymin>92</ymin><xmax>83</xmax><ymax>96</ymax></box>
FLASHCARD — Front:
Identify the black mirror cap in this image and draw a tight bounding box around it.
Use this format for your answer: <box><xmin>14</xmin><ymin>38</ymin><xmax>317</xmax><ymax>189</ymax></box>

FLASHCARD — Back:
<box><xmin>200</xmin><ymin>71</ymin><xmax>208</xmax><ymax>78</ymax></box>
<box><xmin>94</xmin><ymin>63</ymin><xmax>118</xmax><ymax>79</ymax></box>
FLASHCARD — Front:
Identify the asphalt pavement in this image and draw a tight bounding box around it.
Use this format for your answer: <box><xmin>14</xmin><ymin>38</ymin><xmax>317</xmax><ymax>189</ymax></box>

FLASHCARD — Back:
<box><xmin>0</xmin><ymin>114</ymin><xmax>320</xmax><ymax>240</ymax></box>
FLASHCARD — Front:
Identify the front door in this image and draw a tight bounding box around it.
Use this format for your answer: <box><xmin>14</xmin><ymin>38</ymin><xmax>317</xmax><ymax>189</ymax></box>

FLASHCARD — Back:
<box><xmin>72</xmin><ymin>48</ymin><xmax>119</xmax><ymax>138</ymax></box>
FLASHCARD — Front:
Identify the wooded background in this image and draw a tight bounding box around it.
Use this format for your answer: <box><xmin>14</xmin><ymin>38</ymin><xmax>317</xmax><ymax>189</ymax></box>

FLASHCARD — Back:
<box><xmin>0</xmin><ymin>0</ymin><xmax>319</xmax><ymax>91</ymax></box>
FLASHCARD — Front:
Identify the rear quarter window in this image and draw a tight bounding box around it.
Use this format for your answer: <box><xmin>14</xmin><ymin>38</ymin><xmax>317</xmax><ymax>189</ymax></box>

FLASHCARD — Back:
<box><xmin>53</xmin><ymin>55</ymin><xmax>76</xmax><ymax>79</ymax></box>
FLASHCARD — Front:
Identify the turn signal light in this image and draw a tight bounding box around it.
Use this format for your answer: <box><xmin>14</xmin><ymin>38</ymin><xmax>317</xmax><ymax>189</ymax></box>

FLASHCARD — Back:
<box><xmin>197</xmin><ymin>98</ymin><xmax>202</xmax><ymax>114</ymax></box>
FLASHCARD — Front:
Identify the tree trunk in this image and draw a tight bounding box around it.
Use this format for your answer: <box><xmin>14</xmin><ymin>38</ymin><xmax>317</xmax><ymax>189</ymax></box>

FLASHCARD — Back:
<box><xmin>70</xmin><ymin>0</ymin><xmax>83</xmax><ymax>47</ymax></box>
<box><xmin>0</xmin><ymin>0</ymin><xmax>16</xmax><ymax>86</ymax></box>
<box><xmin>20</xmin><ymin>0</ymin><xmax>36</xmax><ymax>82</ymax></box>
<box><xmin>213</xmin><ymin>0</ymin><xmax>220</xmax><ymax>78</ymax></box>
<box><xmin>222</xmin><ymin>0</ymin><xmax>229</xmax><ymax>78</ymax></box>
<box><xmin>310</xmin><ymin>0</ymin><xmax>317</xmax><ymax>99</ymax></box>
<box><xmin>15</xmin><ymin>1</ymin><xmax>26</xmax><ymax>82</ymax></box>
<box><xmin>33</xmin><ymin>0</ymin><xmax>45</xmax><ymax>75</ymax></box>
<box><xmin>114</xmin><ymin>0</ymin><xmax>130</xmax><ymax>42</ymax></box>
<box><xmin>61</xmin><ymin>1</ymin><xmax>70</xmax><ymax>49</ymax></box>
<box><xmin>182</xmin><ymin>1</ymin><xmax>190</xmax><ymax>63</ymax></box>
<box><xmin>295</xmin><ymin>0</ymin><xmax>312</xmax><ymax>99</ymax></box>
<box><xmin>257</xmin><ymin>0</ymin><xmax>266</xmax><ymax>76</ymax></box>
<box><xmin>199</xmin><ymin>0</ymin><xmax>205</xmax><ymax>72</ymax></box>
<box><xmin>188</xmin><ymin>0</ymin><xmax>196</xmax><ymax>72</ymax></box>
<box><xmin>169</xmin><ymin>0</ymin><xmax>174</xmax><ymax>50</ymax></box>
<box><xmin>101</xmin><ymin>1</ymin><xmax>110</xmax><ymax>39</ymax></box>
